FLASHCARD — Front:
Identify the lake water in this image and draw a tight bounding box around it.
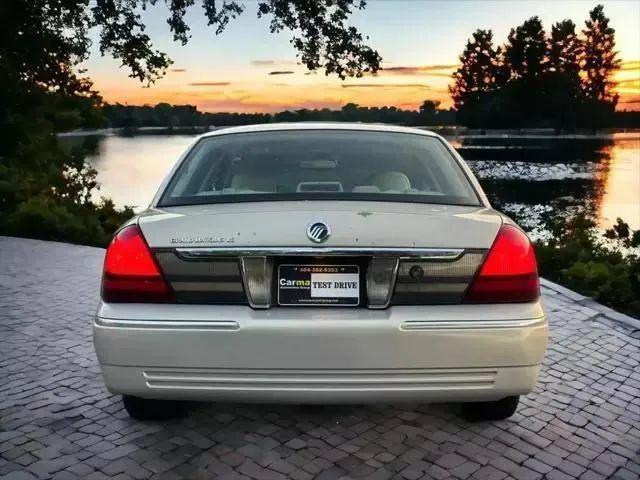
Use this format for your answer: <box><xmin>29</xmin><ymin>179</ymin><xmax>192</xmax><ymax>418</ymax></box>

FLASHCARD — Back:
<box><xmin>77</xmin><ymin>131</ymin><xmax>640</xmax><ymax>230</ymax></box>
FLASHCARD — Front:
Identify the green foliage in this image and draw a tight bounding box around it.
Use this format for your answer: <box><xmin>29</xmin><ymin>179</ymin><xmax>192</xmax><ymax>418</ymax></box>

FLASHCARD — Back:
<box><xmin>2</xmin><ymin>196</ymin><xmax>134</xmax><ymax>247</ymax></box>
<box><xmin>450</xmin><ymin>4</ymin><xmax>620</xmax><ymax>130</ymax></box>
<box><xmin>4</xmin><ymin>197</ymin><xmax>101</xmax><ymax>245</ymax></box>
<box><xmin>534</xmin><ymin>214</ymin><xmax>640</xmax><ymax>318</ymax></box>
<box><xmin>95</xmin><ymin>199</ymin><xmax>136</xmax><ymax>238</ymax></box>
<box><xmin>256</xmin><ymin>1</ymin><xmax>381</xmax><ymax>79</ymax></box>
<box><xmin>0</xmin><ymin>126</ymin><xmax>135</xmax><ymax>246</ymax></box>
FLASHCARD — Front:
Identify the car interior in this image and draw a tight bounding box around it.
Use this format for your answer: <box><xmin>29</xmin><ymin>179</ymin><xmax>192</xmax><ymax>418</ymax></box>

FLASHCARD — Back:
<box><xmin>163</xmin><ymin>131</ymin><xmax>478</xmax><ymax>203</ymax></box>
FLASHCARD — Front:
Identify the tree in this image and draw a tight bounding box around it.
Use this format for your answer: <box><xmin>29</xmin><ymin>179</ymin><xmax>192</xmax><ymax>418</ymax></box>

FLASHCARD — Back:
<box><xmin>2</xmin><ymin>0</ymin><xmax>380</xmax><ymax>90</ymax></box>
<box><xmin>0</xmin><ymin>0</ymin><xmax>381</xmax><ymax>244</ymax></box>
<box><xmin>548</xmin><ymin>20</ymin><xmax>581</xmax><ymax>83</ymax></box>
<box><xmin>448</xmin><ymin>5</ymin><xmax>623</xmax><ymax>130</ymax></box>
<box><xmin>419</xmin><ymin>100</ymin><xmax>440</xmax><ymax>117</ymax></box>
<box><xmin>581</xmin><ymin>4</ymin><xmax>620</xmax><ymax>103</ymax></box>
<box><xmin>449</xmin><ymin>29</ymin><xmax>506</xmax><ymax>111</ymax></box>
<box><xmin>542</xmin><ymin>19</ymin><xmax>583</xmax><ymax>130</ymax></box>
<box><xmin>418</xmin><ymin>100</ymin><xmax>440</xmax><ymax>124</ymax></box>
<box><xmin>504</xmin><ymin>16</ymin><xmax>549</xmax><ymax>80</ymax></box>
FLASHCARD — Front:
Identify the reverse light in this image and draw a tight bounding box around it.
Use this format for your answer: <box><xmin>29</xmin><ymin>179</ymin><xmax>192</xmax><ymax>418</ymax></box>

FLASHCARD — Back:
<box><xmin>463</xmin><ymin>224</ymin><xmax>539</xmax><ymax>303</ymax></box>
<box><xmin>240</xmin><ymin>256</ymin><xmax>273</xmax><ymax>308</ymax></box>
<box><xmin>366</xmin><ymin>257</ymin><xmax>399</xmax><ymax>308</ymax></box>
<box><xmin>101</xmin><ymin>225</ymin><xmax>173</xmax><ymax>303</ymax></box>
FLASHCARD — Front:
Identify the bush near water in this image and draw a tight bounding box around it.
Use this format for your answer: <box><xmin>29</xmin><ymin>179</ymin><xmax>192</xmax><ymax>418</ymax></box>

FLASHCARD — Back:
<box><xmin>534</xmin><ymin>215</ymin><xmax>640</xmax><ymax>319</ymax></box>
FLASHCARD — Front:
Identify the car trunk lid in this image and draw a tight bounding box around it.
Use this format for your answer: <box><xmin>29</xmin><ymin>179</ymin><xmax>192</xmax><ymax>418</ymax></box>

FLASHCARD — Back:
<box><xmin>138</xmin><ymin>201</ymin><xmax>502</xmax><ymax>249</ymax></box>
<box><xmin>137</xmin><ymin>201</ymin><xmax>503</xmax><ymax>307</ymax></box>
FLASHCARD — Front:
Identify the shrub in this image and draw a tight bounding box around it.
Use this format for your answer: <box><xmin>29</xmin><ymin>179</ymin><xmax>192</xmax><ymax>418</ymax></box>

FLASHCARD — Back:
<box><xmin>2</xmin><ymin>196</ymin><xmax>132</xmax><ymax>247</ymax></box>
<box><xmin>534</xmin><ymin>215</ymin><xmax>640</xmax><ymax>318</ymax></box>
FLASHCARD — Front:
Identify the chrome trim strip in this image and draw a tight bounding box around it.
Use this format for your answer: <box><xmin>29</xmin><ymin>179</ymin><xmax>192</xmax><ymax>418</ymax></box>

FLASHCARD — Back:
<box><xmin>95</xmin><ymin>318</ymin><xmax>239</xmax><ymax>330</ymax></box>
<box><xmin>400</xmin><ymin>317</ymin><xmax>546</xmax><ymax>330</ymax></box>
<box><xmin>176</xmin><ymin>247</ymin><xmax>465</xmax><ymax>260</ymax></box>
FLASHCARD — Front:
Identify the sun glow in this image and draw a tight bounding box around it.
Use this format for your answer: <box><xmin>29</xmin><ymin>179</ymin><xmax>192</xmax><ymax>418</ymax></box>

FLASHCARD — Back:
<box><xmin>95</xmin><ymin>63</ymin><xmax>456</xmax><ymax>113</ymax></box>
<box><xmin>95</xmin><ymin>59</ymin><xmax>640</xmax><ymax>113</ymax></box>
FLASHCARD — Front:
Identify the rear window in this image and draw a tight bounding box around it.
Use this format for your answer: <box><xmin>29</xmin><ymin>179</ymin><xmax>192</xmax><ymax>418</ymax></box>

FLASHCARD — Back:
<box><xmin>158</xmin><ymin>130</ymin><xmax>480</xmax><ymax>207</ymax></box>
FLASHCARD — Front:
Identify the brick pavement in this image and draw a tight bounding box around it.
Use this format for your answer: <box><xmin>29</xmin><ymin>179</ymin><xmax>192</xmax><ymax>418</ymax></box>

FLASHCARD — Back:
<box><xmin>0</xmin><ymin>236</ymin><xmax>639</xmax><ymax>480</ymax></box>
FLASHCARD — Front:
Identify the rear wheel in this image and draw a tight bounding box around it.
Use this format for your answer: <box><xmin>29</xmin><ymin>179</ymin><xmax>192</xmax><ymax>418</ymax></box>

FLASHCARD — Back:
<box><xmin>122</xmin><ymin>395</ymin><xmax>185</xmax><ymax>421</ymax></box>
<box><xmin>461</xmin><ymin>395</ymin><xmax>520</xmax><ymax>421</ymax></box>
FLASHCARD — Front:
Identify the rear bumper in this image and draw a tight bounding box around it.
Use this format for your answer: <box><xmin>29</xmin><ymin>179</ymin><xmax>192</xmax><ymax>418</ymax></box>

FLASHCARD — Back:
<box><xmin>93</xmin><ymin>302</ymin><xmax>547</xmax><ymax>403</ymax></box>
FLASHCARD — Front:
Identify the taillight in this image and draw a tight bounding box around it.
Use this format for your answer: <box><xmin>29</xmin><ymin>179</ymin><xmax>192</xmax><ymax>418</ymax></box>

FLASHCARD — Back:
<box><xmin>463</xmin><ymin>224</ymin><xmax>539</xmax><ymax>303</ymax></box>
<box><xmin>101</xmin><ymin>225</ymin><xmax>173</xmax><ymax>303</ymax></box>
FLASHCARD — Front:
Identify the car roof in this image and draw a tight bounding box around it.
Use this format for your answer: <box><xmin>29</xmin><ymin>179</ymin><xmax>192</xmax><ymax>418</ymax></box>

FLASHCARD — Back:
<box><xmin>199</xmin><ymin>122</ymin><xmax>440</xmax><ymax>138</ymax></box>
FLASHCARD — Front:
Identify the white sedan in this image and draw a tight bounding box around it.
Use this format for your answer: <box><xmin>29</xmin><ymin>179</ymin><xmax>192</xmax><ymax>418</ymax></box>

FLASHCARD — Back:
<box><xmin>93</xmin><ymin>123</ymin><xmax>547</xmax><ymax>421</ymax></box>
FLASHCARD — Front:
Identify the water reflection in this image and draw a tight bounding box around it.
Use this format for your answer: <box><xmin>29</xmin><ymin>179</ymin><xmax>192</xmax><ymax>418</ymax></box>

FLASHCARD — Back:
<box><xmin>85</xmin><ymin>135</ymin><xmax>196</xmax><ymax>209</ymax></box>
<box><xmin>453</xmin><ymin>134</ymin><xmax>638</xmax><ymax>229</ymax></box>
<box><xmin>596</xmin><ymin>135</ymin><xmax>640</xmax><ymax>229</ymax></box>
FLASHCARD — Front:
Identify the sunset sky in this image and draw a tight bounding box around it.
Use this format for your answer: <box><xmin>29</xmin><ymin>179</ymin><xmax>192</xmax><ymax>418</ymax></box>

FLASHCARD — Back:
<box><xmin>84</xmin><ymin>0</ymin><xmax>640</xmax><ymax>113</ymax></box>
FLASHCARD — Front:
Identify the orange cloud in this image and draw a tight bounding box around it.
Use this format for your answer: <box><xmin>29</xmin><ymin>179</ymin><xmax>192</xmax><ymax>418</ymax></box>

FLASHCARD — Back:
<box><xmin>188</xmin><ymin>82</ymin><xmax>232</xmax><ymax>86</ymax></box>
<box><xmin>613</xmin><ymin>63</ymin><xmax>640</xmax><ymax>105</ymax></box>
<box><xmin>379</xmin><ymin>64</ymin><xmax>457</xmax><ymax>76</ymax></box>
<box><xmin>252</xmin><ymin>59</ymin><xmax>298</xmax><ymax>67</ymax></box>
<box><xmin>620</xmin><ymin>60</ymin><xmax>640</xmax><ymax>71</ymax></box>
<box><xmin>619</xmin><ymin>95</ymin><xmax>640</xmax><ymax>105</ymax></box>
<box><xmin>617</xmin><ymin>78</ymin><xmax>640</xmax><ymax>88</ymax></box>
<box><xmin>341</xmin><ymin>83</ymin><xmax>431</xmax><ymax>89</ymax></box>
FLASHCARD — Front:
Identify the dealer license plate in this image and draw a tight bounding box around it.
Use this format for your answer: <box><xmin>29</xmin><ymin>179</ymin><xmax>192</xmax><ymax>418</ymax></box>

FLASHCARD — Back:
<box><xmin>277</xmin><ymin>264</ymin><xmax>360</xmax><ymax>306</ymax></box>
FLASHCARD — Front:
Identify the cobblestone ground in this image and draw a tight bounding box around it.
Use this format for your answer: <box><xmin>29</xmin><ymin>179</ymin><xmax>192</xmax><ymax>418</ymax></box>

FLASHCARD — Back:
<box><xmin>1</xmin><ymin>236</ymin><xmax>639</xmax><ymax>480</ymax></box>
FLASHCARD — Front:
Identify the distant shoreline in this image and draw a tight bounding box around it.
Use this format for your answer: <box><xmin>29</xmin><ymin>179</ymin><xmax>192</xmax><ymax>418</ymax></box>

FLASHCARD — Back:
<box><xmin>58</xmin><ymin>125</ymin><xmax>640</xmax><ymax>140</ymax></box>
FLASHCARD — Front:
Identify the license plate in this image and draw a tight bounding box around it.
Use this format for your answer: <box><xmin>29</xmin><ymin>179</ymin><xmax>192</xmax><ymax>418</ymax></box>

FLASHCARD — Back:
<box><xmin>278</xmin><ymin>265</ymin><xmax>360</xmax><ymax>306</ymax></box>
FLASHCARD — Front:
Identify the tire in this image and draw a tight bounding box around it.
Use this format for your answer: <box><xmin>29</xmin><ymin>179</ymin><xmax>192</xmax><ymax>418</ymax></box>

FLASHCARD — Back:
<box><xmin>461</xmin><ymin>395</ymin><xmax>520</xmax><ymax>421</ymax></box>
<box><xmin>122</xmin><ymin>395</ymin><xmax>186</xmax><ymax>421</ymax></box>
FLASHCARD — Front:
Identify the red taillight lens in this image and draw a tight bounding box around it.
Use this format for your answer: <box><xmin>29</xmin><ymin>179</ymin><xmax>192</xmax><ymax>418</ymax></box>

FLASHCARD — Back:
<box><xmin>464</xmin><ymin>224</ymin><xmax>539</xmax><ymax>303</ymax></box>
<box><xmin>101</xmin><ymin>225</ymin><xmax>173</xmax><ymax>303</ymax></box>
